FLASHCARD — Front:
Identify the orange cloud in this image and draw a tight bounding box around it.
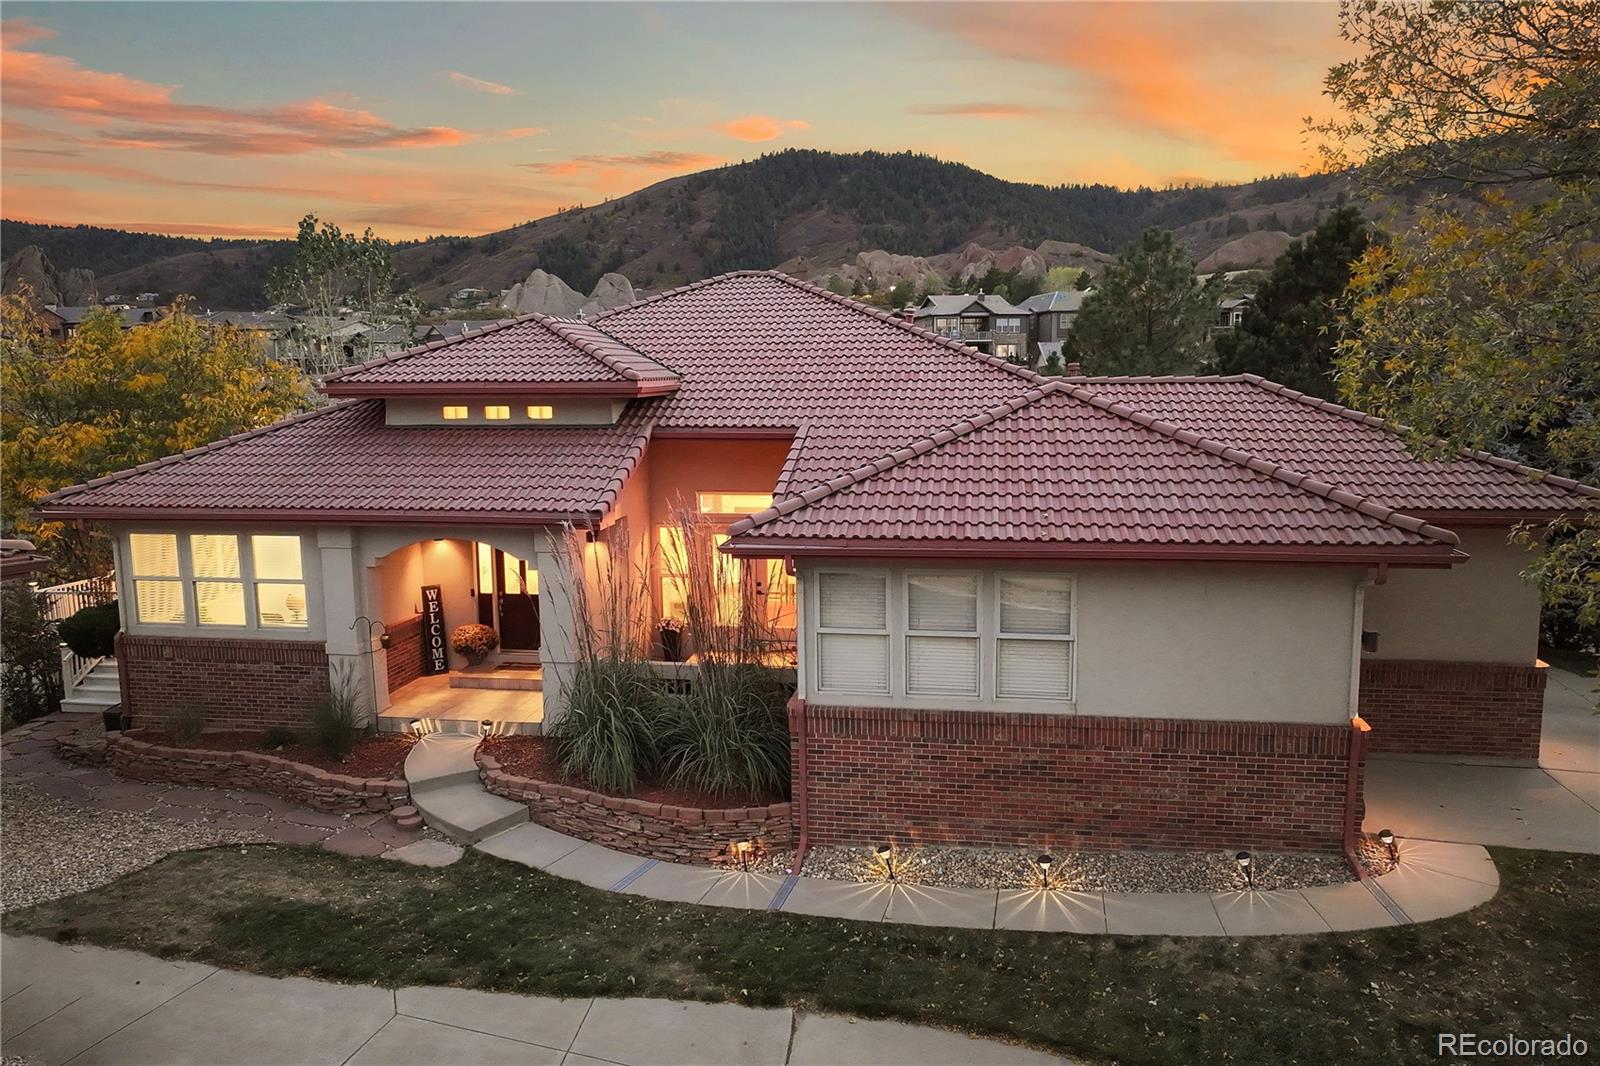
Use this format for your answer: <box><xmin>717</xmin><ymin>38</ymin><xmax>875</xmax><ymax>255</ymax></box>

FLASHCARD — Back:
<box><xmin>909</xmin><ymin>102</ymin><xmax>1051</xmax><ymax>119</ymax></box>
<box><xmin>447</xmin><ymin>70</ymin><xmax>521</xmax><ymax>96</ymax></box>
<box><xmin>520</xmin><ymin>151</ymin><xmax>721</xmax><ymax>175</ymax></box>
<box><xmin>503</xmin><ymin>126</ymin><xmax>547</xmax><ymax>139</ymax></box>
<box><xmin>713</xmin><ymin>115</ymin><xmax>810</xmax><ymax>142</ymax></box>
<box><xmin>1</xmin><ymin>19</ymin><xmax>471</xmax><ymax>156</ymax></box>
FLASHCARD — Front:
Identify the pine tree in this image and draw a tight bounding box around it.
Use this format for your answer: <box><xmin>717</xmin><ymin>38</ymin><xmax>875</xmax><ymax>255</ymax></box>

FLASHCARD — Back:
<box><xmin>1071</xmin><ymin>229</ymin><xmax>1221</xmax><ymax>375</ymax></box>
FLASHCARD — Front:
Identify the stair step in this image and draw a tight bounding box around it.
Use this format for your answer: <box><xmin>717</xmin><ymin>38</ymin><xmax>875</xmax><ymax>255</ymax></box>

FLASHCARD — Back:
<box><xmin>411</xmin><ymin>782</ymin><xmax>527</xmax><ymax>844</ymax></box>
<box><xmin>403</xmin><ymin>735</ymin><xmax>483</xmax><ymax>793</ymax></box>
<box><xmin>71</xmin><ymin>678</ymin><xmax>121</xmax><ymax>696</ymax></box>
<box><xmin>61</xmin><ymin>695</ymin><xmax>119</xmax><ymax>714</ymax></box>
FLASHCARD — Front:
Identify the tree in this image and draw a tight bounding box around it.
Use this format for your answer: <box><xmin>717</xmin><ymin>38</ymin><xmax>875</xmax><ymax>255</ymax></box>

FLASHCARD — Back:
<box><xmin>1074</xmin><ymin>269</ymin><xmax>1094</xmax><ymax>291</ymax></box>
<box><xmin>1213</xmin><ymin>207</ymin><xmax>1375</xmax><ymax>396</ymax></box>
<box><xmin>1323</xmin><ymin>0</ymin><xmax>1600</xmax><ymax>656</ymax></box>
<box><xmin>1</xmin><ymin>582</ymin><xmax>59</xmax><ymax>728</ymax></box>
<box><xmin>1071</xmin><ymin>229</ymin><xmax>1221</xmax><ymax>375</ymax></box>
<box><xmin>1041</xmin><ymin>266</ymin><xmax>1085</xmax><ymax>293</ymax></box>
<box><xmin>1</xmin><ymin>294</ymin><xmax>312</xmax><ymax>575</ymax></box>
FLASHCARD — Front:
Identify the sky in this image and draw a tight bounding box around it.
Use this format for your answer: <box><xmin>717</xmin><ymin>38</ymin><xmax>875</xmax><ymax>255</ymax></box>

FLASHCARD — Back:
<box><xmin>1</xmin><ymin>2</ymin><xmax>1349</xmax><ymax>241</ymax></box>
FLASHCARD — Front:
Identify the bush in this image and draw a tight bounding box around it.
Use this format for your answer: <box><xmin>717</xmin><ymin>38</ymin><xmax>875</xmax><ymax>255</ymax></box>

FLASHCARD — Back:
<box><xmin>657</xmin><ymin>664</ymin><xmax>791</xmax><ymax>799</ymax></box>
<box><xmin>261</xmin><ymin>726</ymin><xmax>298</xmax><ymax>750</ymax></box>
<box><xmin>59</xmin><ymin>601</ymin><xmax>119</xmax><ymax>658</ymax></box>
<box><xmin>172</xmin><ymin>706</ymin><xmax>206</xmax><ymax>744</ymax></box>
<box><xmin>312</xmin><ymin>661</ymin><xmax>367</xmax><ymax>759</ymax></box>
<box><xmin>550</xmin><ymin>661</ymin><xmax>661</xmax><ymax>794</ymax></box>
<box><xmin>451</xmin><ymin>623</ymin><xmax>499</xmax><ymax>664</ymax></box>
<box><xmin>1</xmin><ymin>583</ymin><xmax>60</xmax><ymax>729</ymax></box>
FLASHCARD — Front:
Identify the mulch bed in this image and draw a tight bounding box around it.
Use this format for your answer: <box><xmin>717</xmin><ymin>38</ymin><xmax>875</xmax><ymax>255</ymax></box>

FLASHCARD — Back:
<box><xmin>481</xmin><ymin>736</ymin><xmax>784</xmax><ymax>810</ymax></box>
<box><xmin>134</xmin><ymin>731</ymin><xmax>412</xmax><ymax>779</ymax></box>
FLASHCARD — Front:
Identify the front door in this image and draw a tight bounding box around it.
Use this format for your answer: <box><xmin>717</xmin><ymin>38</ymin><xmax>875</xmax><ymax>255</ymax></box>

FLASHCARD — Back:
<box><xmin>494</xmin><ymin>548</ymin><xmax>540</xmax><ymax>651</ymax></box>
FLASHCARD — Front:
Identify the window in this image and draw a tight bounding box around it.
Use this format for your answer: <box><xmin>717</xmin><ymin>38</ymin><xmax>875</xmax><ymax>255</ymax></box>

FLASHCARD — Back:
<box><xmin>995</xmin><ymin>343</ymin><xmax>1018</xmax><ymax>361</ymax></box>
<box><xmin>996</xmin><ymin>574</ymin><xmax>1073</xmax><ymax>699</ymax></box>
<box><xmin>995</xmin><ymin>316</ymin><xmax>1024</xmax><ymax>333</ymax></box>
<box><xmin>442</xmin><ymin>405</ymin><xmax>468</xmax><ymax>420</ymax></box>
<box><xmin>905</xmin><ymin>573</ymin><xmax>978</xmax><ymax>696</ymax></box>
<box><xmin>484</xmin><ymin>405</ymin><xmax>510</xmax><ymax>420</ymax></box>
<box><xmin>815</xmin><ymin>571</ymin><xmax>889</xmax><ymax>693</ymax></box>
<box><xmin>252</xmin><ymin>535</ymin><xmax>307</xmax><ymax>628</ymax></box>
<box><xmin>526</xmin><ymin>404</ymin><xmax>554</xmax><ymax>420</ymax></box>
<box><xmin>697</xmin><ymin>492</ymin><xmax>773</xmax><ymax>515</ymax></box>
<box><xmin>190</xmin><ymin>534</ymin><xmax>245</xmax><ymax>626</ymax></box>
<box><xmin>129</xmin><ymin>533</ymin><xmax>184</xmax><ymax>624</ymax></box>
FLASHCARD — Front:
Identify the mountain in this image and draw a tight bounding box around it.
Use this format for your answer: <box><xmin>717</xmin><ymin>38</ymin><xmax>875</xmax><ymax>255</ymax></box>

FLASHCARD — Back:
<box><xmin>3</xmin><ymin>151</ymin><xmax>1377</xmax><ymax>308</ymax></box>
<box><xmin>2</xmin><ymin>245</ymin><xmax>98</xmax><ymax>305</ymax></box>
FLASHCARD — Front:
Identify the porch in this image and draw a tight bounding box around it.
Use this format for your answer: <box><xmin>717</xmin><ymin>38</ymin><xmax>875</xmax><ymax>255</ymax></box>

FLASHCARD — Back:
<box><xmin>376</xmin><ymin>668</ymin><xmax>545</xmax><ymax>736</ymax></box>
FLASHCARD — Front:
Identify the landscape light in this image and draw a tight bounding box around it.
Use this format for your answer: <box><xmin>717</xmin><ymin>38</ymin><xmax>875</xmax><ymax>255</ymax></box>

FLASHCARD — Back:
<box><xmin>1235</xmin><ymin>851</ymin><xmax>1255</xmax><ymax>890</ymax></box>
<box><xmin>480</xmin><ymin>719</ymin><xmax>494</xmax><ymax>737</ymax></box>
<box><xmin>731</xmin><ymin>839</ymin><xmax>755</xmax><ymax>871</ymax></box>
<box><xmin>1037</xmin><ymin>854</ymin><xmax>1054</xmax><ymax>891</ymax></box>
<box><xmin>409</xmin><ymin>719</ymin><xmax>423</xmax><ymax>737</ymax></box>
<box><xmin>1378</xmin><ymin>828</ymin><xmax>1397</xmax><ymax>863</ymax></box>
<box><xmin>874</xmin><ymin>842</ymin><xmax>897</xmax><ymax>882</ymax></box>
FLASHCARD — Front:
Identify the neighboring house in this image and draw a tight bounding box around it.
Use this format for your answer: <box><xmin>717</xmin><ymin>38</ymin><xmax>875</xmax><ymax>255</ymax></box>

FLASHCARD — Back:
<box><xmin>1019</xmin><ymin>289</ymin><xmax>1090</xmax><ymax>366</ymax></box>
<box><xmin>912</xmin><ymin>294</ymin><xmax>1030</xmax><ymax>363</ymax></box>
<box><xmin>1216</xmin><ymin>296</ymin><xmax>1255</xmax><ymax>331</ymax></box>
<box><xmin>39</xmin><ymin>305</ymin><xmax>162</xmax><ymax>339</ymax></box>
<box><xmin>451</xmin><ymin>288</ymin><xmax>495</xmax><ymax>307</ymax></box>
<box><xmin>0</xmin><ymin>539</ymin><xmax>52</xmax><ymax>583</ymax></box>
<box><xmin>38</xmin><ymin>270</ymin><xmax>1599</xmax><ymax>854</ymax></box>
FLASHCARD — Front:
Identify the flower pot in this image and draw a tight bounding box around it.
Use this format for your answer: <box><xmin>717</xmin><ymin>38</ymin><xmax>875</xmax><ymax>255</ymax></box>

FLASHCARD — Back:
<box><xmin>101</xmin><ymin>706</ymin><xmax>125</xmax><ymax>733</ymax></box>
<box><xmin>660</xmin><ymin>629</ymin><xmax>683</xmax><ymax>662</ymax></box>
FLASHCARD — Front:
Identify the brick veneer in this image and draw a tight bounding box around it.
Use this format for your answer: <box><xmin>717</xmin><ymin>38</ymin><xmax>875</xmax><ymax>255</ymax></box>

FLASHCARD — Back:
<box><xmin>1359</xmin><ymin>658</ymin><xmax>1546</xmax><ymax>761</ymax></box>
<box><xmin>384</xmin><ymin>615</ymin><xmax>424</xmax><ymax>694</ymax></box>
<box><xmin>57</xmin><ymin>729</ymin><xmax>409</xmax><ymax>814</ymax></box>
<box><xmin>476</xmin><ymin>748</ymin><xmax>794</xmax><ymax>865</ymax></box>
<box><xmin>117</xmin><ymin>632</ymin><xmax>331</xmax><ymax>731</ymax></box>
<box><xmin>794</xmin><ymin>705</ymin><xmax>1362</xmax><ymax>852</ymax></box>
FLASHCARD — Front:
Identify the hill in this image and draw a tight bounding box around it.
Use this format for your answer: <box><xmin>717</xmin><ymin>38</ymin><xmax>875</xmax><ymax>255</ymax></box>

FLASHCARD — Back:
<box><xmin>4</xmin><ymin>151</ymin><xmax>1375</xmax><ymax>308</ymax></box>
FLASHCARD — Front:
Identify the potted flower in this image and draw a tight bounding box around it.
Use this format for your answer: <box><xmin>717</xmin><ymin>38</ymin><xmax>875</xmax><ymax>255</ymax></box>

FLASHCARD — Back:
<box><xmin>658</xmin><ymin>616</ymin><xmax>686</xmax><ymax>662</ymax></box>
<box><xmin>451</xmin><ymin>623</ymin><xmax>500</xmax><ymax>666</ymax></box>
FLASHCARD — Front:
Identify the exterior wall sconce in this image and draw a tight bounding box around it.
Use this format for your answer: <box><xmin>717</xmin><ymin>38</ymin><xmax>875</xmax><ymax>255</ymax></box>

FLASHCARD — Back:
<box><xmin>1235</xmin><ymin>851</ymin><xmax>1255</xmax><ymax>890</ymax></box>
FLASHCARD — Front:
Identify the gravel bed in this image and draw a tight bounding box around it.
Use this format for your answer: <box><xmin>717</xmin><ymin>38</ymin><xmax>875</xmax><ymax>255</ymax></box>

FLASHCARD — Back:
<box><xmin>1</xmin><ymin>781</ymin><xmax>270</xmax><ymax>913</ymax></box>
<box><xmin>759</xmin><ymin>843</ymin><xmax>1365</xmax><ymax>893</ymax></box>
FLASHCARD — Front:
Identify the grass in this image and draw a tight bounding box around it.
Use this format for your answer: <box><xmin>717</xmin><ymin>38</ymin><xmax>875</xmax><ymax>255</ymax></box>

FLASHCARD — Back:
<box><xmin>5</xmin><ymin>846</ymin><xmax>1597</xmax><ymax>1065</ymax></box>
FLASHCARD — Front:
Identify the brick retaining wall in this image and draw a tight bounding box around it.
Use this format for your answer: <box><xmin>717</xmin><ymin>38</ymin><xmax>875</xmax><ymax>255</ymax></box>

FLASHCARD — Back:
<box><xmin>476</xmin><ymin>749</ymin><xmax>793</xmax><ymax>865</ymax></box>
<box><xmin>1359</xmin><ymin>658</ymin><xmax>1546</xmax><ymax>761</ymax></box>
<box><xmin>56</xmin><ymin>728</ymin><xmax>409</xmax><ymax>814</ymax></box>
<box><xmin>384</xmin><ymin>616</ymin><xmax>424</xmax><ymax>695</ymax></box>
<box><xmin>117</xmin><ymin>633</ymin><xmax>331</xmax><ymax>732</ymax></box>
<box><xmin>794</xmin><ymin>705</ymin><xmax>1361</xmax><ymax>852</ymax></box>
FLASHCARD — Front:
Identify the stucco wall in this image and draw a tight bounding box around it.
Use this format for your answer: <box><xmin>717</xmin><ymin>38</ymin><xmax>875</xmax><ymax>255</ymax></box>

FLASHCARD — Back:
<box><xmin>797</xmin><ymin>561</ymin><xmax>1361</xmax><ymax>725</ymax></box>
<box><xmin>1362</xmin><ymin>526</ymin><xmax>1540</xmax><ymax>664</ymax></box>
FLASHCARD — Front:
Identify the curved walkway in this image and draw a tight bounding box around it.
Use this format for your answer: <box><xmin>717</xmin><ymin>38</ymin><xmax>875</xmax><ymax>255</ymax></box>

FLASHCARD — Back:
<box><xmin>1</xmin><ymin>934</ymin><xmax>1069</xmax><ymax>1065</ymax></box>
<box><xmin>404</xmin><ymin>735</ymin><xmax>1501</xmax><ymax>936</ymax></box>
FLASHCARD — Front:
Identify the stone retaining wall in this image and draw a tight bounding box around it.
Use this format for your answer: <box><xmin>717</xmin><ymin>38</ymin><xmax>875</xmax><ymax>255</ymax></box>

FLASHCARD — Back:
<box><xmin>476</xmin><ymin>749</ymin><xmax>793</xmax><ymax>865</ymax></box>
<box><xmin>58</xmin><ymin>729</ymin><xmax>410</xmax><ymax>814</ymax></box>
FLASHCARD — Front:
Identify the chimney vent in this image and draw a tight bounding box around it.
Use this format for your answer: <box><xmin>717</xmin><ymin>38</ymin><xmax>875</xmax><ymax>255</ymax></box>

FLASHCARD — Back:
<box><xmin>1065</xmin><ymin>361</ymin><xmax>1082</xmax><ymax>376</ymax></box>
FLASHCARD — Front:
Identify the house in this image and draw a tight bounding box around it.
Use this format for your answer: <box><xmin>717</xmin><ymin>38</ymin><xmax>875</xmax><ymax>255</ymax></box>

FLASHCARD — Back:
<box><xmin>1216</xmin><ymin>295</ymin><xmax>1255</xmax><ymax>331</ymax></box>
<box><xmin>0</xmin><ymin>539</ymin><xmax>52</xmax><ymax>583</ymax></box>
<box><xmin>1019</xmin><ymin>289</ymin><xmax>1090</xmax><ymax>366</ymax></box>
<box><xmin>451</xmin><ymin>287</ymin><xmax>495</xmax><ymax>307</ymax></box>
<box><xmin>38</xmin><ymin>305</ymin><xmax>162</xmax><ymax>339</ymax></box>
<box><xmin>911</xmin><ymin>293</ymin><xmax>1030</xmax><ymax>363</ymax></box>
<box><xmin>37</xmin><ymin>271</ymin><xmax>1598</xmax><ymax>853</ymax></box>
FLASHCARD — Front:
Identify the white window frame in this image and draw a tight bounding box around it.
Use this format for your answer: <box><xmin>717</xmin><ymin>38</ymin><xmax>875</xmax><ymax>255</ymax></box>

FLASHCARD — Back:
<box><xmin>992</xmin><ymin>573</ymin><xmax>1076</xmax><ymax>702</ymax></box>
<box><xmin>903</xmin><ymin>570</ymin><xmax>981</xmax><ymax>697</ymax></box>
<box><xmin>811</xmin><ymin>568</ymin><xmax>891</xmax><ymax>697</ymax></box>
<box><xmin>127</xmin><ymin>532</ymin><xmax>187</xmax><ymax>627</ymax></box>
<box><xmin>118</xmin><ymin>528</ymin><xmax>321</xmax><ymax>639</ymax></box>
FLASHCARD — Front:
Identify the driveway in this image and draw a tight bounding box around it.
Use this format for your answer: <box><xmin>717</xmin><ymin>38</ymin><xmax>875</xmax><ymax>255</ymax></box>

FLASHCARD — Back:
<box><xmin>0</xmin><ymin>935</ymin><xmax>1068</xmax><ymax>1066</ymax></box>
<box><xmin>1364</xmin><ymin>664</ymin><xmax>1600</xmax><ymax>854</ymax></box>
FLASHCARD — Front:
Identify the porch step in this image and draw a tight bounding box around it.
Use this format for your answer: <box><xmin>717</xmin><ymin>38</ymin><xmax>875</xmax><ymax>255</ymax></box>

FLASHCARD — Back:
<box><xmin>449</xmin><ymin>668</ymin><xmax>542</xmax><ymax>691</ymax></box>
<box><xmin>412</xmin><ymin>782</ymin><xmax>528</xmax><ymax>844</ymax></box>
<box><xmin>62</xmin><ymin>660</ymin><xmax>120</xmax><ymax>714</ymax></box>
<box><xmin>403</xmin><ymin>734</ymin><xmax>483</xmax><ymax>792</ymax></box>
<box><xmin>378</xmin><ymin>716</ymin><xmax>542</xmax><ymax>737</ymax></box>
<box><xmin>61</xmin><ymin>694</ymin><xmax>119</xmax><ymax>715</ymax></box>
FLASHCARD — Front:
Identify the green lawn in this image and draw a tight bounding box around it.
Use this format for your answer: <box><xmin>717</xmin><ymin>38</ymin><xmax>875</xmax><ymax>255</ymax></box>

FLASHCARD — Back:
<box><xmin>6</xmin><ymin>846</ymin><xmax>1596</xmax><ymax>1065</ymax></box>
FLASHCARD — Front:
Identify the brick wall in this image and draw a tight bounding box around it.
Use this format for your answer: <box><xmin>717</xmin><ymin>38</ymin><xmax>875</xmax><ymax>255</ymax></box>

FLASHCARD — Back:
<box><xmin>384</xmin><ymin>615</ymin><xmax>423</xmax><ymax>694</ymax></box>
<box><xmin>795</xmin><ymin>705</ymin><xmax>1361</xmax><ymax>852</ymax></box>
<box><xmin>117</xmin><ymin>633</ymin><xmax>331</xmax><ymax>731</ymax></box>
<box><xmin>1359</xmin><ymin>658</ymin><xmax>1546</xmax><ymax>761</ymax></box>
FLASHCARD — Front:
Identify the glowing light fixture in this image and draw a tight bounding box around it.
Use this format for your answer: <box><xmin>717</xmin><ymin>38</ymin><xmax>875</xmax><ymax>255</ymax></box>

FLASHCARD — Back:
<box><xmin>874</xmin><ymin>842</ymin><xmax>898</xmax><ymax>882</ymax></box>
<box><xmin>1235</xmin><ymin>850</ymin><xmax>1255</xmax><ymax>890</ymax></box>
<box><xmin>409</xmin><ymin>719</ymin><xmax>424</xmax><ymax>737</ymax></box>
<box><xmin>1037</xmin><ymin>854</ymin><xmax>1054</xmax><ymax>891</ymax></box>
<box><xmin>731</xmin><ymin>839</ymin><xmax>755</xmax><ymax>871</ymax></box>
<box><xmin>480</xmin><ymin>719</ymin><xmax>494</xmax><ymax>738</ymax></box>
<box><xmin>1378</xmin><ymin>828</ymin><xmax>1397</xmax><ymax>863</ymax></box>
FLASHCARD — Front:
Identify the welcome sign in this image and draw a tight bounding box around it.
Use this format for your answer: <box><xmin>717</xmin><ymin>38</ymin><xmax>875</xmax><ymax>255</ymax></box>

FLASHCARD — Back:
<box><xmin>421</xmin><ymin>584</ymin><xmax>448</xmax><ymax>675</ymax></box>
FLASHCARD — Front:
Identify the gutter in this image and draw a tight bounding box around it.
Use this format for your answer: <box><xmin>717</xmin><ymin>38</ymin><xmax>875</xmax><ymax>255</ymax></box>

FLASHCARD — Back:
<box><xmin>787</xmin><ymin>696</ymin><xmax>810</xmax><ymax>875</ymax></box>
<box><xmin>1343</xmin><ymin>566</ymin><xmax>1383</xmax><ymax>878</ymax></box>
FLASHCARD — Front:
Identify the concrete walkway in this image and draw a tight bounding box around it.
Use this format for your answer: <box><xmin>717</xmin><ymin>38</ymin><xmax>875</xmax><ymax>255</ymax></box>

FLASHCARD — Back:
<box><xmin>0</xmin><ymin>934</ymin><xmax>1067</xmax><ymax>1066</ymax></box>
<box><xmin>1365</xmin><ymin>664</ymin><xmax>1600</xmax><ymax>854</ymax></box>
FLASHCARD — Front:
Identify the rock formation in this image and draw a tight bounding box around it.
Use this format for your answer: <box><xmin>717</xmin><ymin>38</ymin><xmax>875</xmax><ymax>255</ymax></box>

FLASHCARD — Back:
<box><xmin>501</xmin><ymin>268</ymin><xmax>585</xmax><ymax>316</ymax></box>
<box><xmin>2</xmin><ymin>245</ymin><xmax>97</xmax><ymax>305</ymax></box>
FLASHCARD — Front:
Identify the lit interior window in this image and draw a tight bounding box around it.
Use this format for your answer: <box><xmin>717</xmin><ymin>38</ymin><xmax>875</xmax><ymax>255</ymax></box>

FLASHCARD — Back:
<box><xmin>442</xmin><ymin>405</ymin><xmax>468</xmax><ymax>420</ymax></box>
<box><xmin>527</xmin><ymin>404</ymin><xmax>554</xmax><ymax>420</ymax></box>
<box><xmin>251</xmin><ymin>535</ymin><xmax>307</xmax><ymax>629</ymax></box>
<box><xmin>190</xmin><ymin>534</ymin><xmax>244</xmax><ymax>626</ymax></box>
<box><xmin>658</xmin><ymin>526</ymin><xmax>688</xmax><ymax>620</ymax></box>
<box><xmin>129</xmin><ymin>532</ymin><xmax>185</xmax><ymax>624</ymax></box>
<box><xmin>697</xmin><ymin>492</ymin><xmax>773</xmax><ymax>514</ymax></box>
<box><xmin>484</xmin><ymin>405</ymin><xmax>511</xmax><ymax>420</ymax></box>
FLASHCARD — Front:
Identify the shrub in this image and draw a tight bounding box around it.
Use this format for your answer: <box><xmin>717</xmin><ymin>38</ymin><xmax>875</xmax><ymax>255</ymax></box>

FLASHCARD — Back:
<box><xmin>261</xmin><ymin>726</ymin><xmax>298</xmax><ymax>750</ymax></box>
<box><xmin>657</xmin><ymin>664</ymin><xmax>790</xmax><ymax>799</ymax></box>
<box><xmin>312</xmin><ymin>661</ymin><xmax>367</xmax><ymax>759</ymax></box>
<box><xmin>172</xmin><ymin>706</ymin><xmax>206</xmax><ymax>744</ymax></box>
<box><xmin>59</xmin><ymin>601</ymin><xmax>119</xmax><ymax>658</ymax></box>
<box><xmin>550</xmin><ymin>661</ymin><xmax>661</xmax><ymax>793</ymax></box>
<box><xmin>451</xmin><ymin>623</ymin><xmax>499</xmax><ymax>664</ymax></box>
<box><xmin>1</xmin><ymin>583</ymin><xmax>60</xmax><ymax>729</ymax></box>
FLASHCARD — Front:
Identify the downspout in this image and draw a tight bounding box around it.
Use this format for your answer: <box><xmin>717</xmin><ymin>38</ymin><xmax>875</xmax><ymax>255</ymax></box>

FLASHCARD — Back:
<box><xmin>1343</xmin><ymin>566</ymin><xmax>1384</xmax><ymax>878</ymax></box>
<box><xmin>788</xmin><ymin>696</ymin><xmax>810</xmax><ymax>874</ymax></box>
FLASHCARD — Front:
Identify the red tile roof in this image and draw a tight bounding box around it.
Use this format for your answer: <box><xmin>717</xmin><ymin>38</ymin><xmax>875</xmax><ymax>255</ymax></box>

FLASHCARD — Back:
<box><xmin>1075</xmin><ymin>375</ymin><xmax>1600</xmax><ymax>517</ymax></box>
<box><xmin>37</xmin><ymin>400</ymin><xmax>649</xmax><ymax>523</ymax></box>
<box><xmin>323</xmin><ymin>314</ymin><xmax>680</xmax><ymax>397</ymax></box>
<box><xmin>725</xmin><ymin>382</ymin><xmax>1460</xmax><ymax>563</ymax></box>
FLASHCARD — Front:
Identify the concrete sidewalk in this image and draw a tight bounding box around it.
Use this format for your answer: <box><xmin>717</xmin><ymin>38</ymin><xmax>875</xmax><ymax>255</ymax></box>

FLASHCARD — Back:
<box><xmin>0</xmin><ymin>934</ymin><xmax>1069</xmax><ymax>1066</ymax></box>
<box><xmin>1364</xmin><ymin>664</ymin><xmax>1600</xmax><ymax>854</ymax></box>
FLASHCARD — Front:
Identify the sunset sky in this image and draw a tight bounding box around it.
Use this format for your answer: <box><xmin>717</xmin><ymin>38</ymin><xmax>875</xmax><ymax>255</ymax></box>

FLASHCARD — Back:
<box><xmin>2</xmin><ymin>2</ymin><xmax>1348</xmax><ymax>241</ymax></box>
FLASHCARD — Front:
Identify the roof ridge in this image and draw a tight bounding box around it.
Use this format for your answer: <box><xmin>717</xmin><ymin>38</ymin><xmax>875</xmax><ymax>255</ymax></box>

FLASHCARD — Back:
<box><xmin>1066</xmin><ymin>374</ymin><xmax>1251</xmax><ymax>383</ymax></box>
<box><xmin>731</xmin><ymin>380</ymin><xmax>1460</xmax><ymax>547</ymax></box>
<box><xmin>589</xmin><ymin>270</ymin><xmax>764</xmax><ymax>322</ymax></box>
<box><xmin>320</xmin><ymin>314</ymin><xmax>538</xmax><ymax>384</ymax></box>
<box><xmin>539</xmin><ymin>316</ymin><xmax>676</xmax><ymax>383</ymax></box>
<box><xmin>1239</xmin><ymin>374</ymin><xmax>1600</xmax><ymax>501</ymax></box>
<box><xmin>39</xmin><ymin>400</ymin><xmax>368</xmax><ymax>506</ymax></box>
